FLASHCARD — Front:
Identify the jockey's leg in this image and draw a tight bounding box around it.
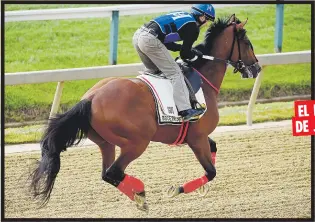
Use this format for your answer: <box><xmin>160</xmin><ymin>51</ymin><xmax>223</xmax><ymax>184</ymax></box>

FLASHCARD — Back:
<box><xmin>133</xmin><ymin>28</ymin><xmax>160</xmax><ymax>74</ymax></box>
<box><xmin>137</xmin><ymin>31</ymin><xmax>204</xmax><ymax>121</ymax></box>
<box><xmin>136</xmin><ymin>30</ymin><xmax>192</xmax><ymax>112</ymax></box>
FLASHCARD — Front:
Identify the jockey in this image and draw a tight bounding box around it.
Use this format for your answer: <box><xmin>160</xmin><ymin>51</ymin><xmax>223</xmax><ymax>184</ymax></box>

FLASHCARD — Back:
<box><xmin>133</xmin><ymin>4</ymin><xmax>216</xmax><ymax>122</ymax></box>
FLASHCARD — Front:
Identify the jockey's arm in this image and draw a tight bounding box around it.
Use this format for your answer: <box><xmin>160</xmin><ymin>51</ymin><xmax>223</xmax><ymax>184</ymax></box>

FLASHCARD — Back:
<box><xmin>165</xmin><ymin>42</ymin><xmax>182</xmax><ymax>52</ymax></box>
<box><xmin>179</xmin><ymin>23</ymin><xmax>200</xmax><ymax>62</ymax></box>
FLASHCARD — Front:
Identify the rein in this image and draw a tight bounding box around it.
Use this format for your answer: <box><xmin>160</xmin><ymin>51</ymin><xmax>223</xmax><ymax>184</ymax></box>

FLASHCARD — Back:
<box><xmin>193</xmin><ymin>68</ymin><xmax>220</xmax><ymax>94</ymax></box>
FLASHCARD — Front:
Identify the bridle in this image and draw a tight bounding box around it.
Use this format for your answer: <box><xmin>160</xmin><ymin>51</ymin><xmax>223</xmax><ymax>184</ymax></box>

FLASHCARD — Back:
<box><xmin>194</xmin><ymin>22</ymin><xmax>261</xmax><ymax>94</ymax></box>
<box><xmin>227</xmin><ymin>23</ymin><xmax>251</xmax><ymax>74</ymax></box>
<box><xmin>178</xmin><ymin>20</ymin><xmax>262</xmax><ymax>94</ymax></box>
<box><xmin>202</xmin><ymin>22</ymin><xmax>259</xmax><ymax>75</ymax></box>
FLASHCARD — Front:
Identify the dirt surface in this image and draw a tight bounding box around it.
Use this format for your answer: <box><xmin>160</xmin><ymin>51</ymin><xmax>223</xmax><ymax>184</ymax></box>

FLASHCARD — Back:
<box><xmin>4</xmin><ymin>126</ymin><xmax>311</xmax><ymax>219</ymax></box>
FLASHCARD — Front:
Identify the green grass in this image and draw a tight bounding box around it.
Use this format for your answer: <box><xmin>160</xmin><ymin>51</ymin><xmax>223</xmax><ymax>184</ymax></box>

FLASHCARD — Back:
<box><xmin>4</xmin><ymin>4</ymin><xmax>311</xmax><ymax>123</ymax></box>
<box><xmin>219</xmin><ymin>101</ymin><xmax>294</xmax><ymax>126</ymax></box>
<box><xmin>5</xmin><ymin>124</ymin><xmax>45</xmax><ymax>144</ymax></box>
<box><xmin>5</xmin><ymin>4</ymin><xmax>311</xmax><ymax>72</ymax></box>
<box><xmin>4</xmin><ymin>4</ymin><xmax>112</xmax><ymax>11</ymax></box>
<box><xmin>4</xmin><ymin>101</ymin><xmax>294</xmax><ymax>144</ymax></box>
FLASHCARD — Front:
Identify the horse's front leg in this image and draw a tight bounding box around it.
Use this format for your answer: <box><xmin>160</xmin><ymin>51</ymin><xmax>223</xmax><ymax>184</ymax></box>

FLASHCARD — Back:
<box><xmin>167</xmin><ymin>136</ymin><xmax>216</xmax><ymax>197</ymax></box>
<box><xmin>208</xmin><ymin>137</ymin><xmax>217</xmax><ymax>166</ymax></box>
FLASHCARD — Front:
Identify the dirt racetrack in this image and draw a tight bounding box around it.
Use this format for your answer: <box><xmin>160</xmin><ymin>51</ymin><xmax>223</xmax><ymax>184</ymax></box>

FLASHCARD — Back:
<box><xmin>4</xmin><ymin>125</ymin><xmax>311</xmax><ymax>219</ymax></box>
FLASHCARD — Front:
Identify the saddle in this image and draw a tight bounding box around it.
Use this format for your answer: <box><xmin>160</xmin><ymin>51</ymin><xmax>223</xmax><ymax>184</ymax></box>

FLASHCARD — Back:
<box><xmin>178</xmin><ymin>62</ymin><xmax>202</xmax><ymax>108</ymax></box>
<box><xmin>142</xmin><ymin>61</ymin><xmax>202</xmax><ymax>109</ymax></box>
<box><xmin>136</xmin><ymin>61</ymin><xmax>207</xmax><ymax>125</ymax></box>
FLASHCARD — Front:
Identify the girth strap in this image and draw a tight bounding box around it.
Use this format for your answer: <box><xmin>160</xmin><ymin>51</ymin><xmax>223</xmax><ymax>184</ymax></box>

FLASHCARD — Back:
<box><xmin>169</xmin><ymin>122</ymin><xmax>189</xmax><ymax>146</ymax></box>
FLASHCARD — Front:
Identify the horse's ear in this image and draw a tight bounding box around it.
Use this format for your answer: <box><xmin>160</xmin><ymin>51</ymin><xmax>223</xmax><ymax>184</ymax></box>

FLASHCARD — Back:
<box><xmin>228</xmin><ymin>14</ymin><xmax>236</xmax><ymax>25</ymax></box>
<box><xmin>237</xmin><ymin>17</ymin><xmax>248</xmax><ymax>30</ymax></box>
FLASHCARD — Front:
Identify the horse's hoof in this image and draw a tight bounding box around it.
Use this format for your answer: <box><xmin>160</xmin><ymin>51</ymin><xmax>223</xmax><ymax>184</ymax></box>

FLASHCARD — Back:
<box><xmin>166</xmin><ymin>185</ymin><xmax>180</xmax><ymax>198</ymax></box>
<box><xmin>197</xmin><ymin>184</ymin><xmax>210</xmax><ymax>197</ymax></box>
<box><xmin>134</xmin><ymin>192</ymin><xmax>149</xmax><ymax>212</ymax></box>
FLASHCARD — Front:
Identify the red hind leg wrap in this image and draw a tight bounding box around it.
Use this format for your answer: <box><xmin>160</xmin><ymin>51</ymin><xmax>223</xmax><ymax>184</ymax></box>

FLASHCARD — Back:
<box><xmin>182</xmin><ymin>175</ymin><xmax>209</xmax><ymax>194</ymax></box>
<box><xmin>117</xmin><ymin>174</ymin><xmax>144</xmax><ymax>201</ymax></box>
<box><xmin>211</xmin><ymin>152</ymin><xmax>216</xmax><ymax>166</ymax></box>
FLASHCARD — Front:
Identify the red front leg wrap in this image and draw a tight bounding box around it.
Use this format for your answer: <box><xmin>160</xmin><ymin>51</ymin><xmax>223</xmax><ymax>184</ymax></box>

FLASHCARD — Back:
<box><xmin>182</xmin><ymin>175</ymin><xmax>209</xmax><ymax>194</ymax></box>
<box><xmin>117</xmin><ymin>174</ymin><xmax>144</xmax><ymax>201</ymax></box>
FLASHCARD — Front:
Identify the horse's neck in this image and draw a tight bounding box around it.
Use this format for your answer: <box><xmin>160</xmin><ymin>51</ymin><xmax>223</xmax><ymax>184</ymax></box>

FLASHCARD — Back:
<box><xmin>199</xmin><ymin>58</ymin><xmax>227</xmax><ymax>98</ymax></box>
<box><xmin>200</xmin><ymin>28</ymin><xmax>234</xmax><ymax>99</ymax></box>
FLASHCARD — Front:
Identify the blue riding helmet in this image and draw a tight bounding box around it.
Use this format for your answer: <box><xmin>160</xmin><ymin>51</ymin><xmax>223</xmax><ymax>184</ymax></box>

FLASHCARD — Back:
<box><xmin>190</xmin><ymin>4</ymin><xmax>215</xmax><ymax>22</ymax></box>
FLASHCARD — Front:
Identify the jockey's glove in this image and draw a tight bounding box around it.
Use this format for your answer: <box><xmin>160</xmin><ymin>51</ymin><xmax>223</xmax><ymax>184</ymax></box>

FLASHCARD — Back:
<box><xmin>183</xmin><ymin>49</ymin><xmax>203</xmax><ymax>66</ymax></box>
<box><xmin>192</xmin><ymin>48</ymin><xmax>203</xmax><ymax>59</ymax></box>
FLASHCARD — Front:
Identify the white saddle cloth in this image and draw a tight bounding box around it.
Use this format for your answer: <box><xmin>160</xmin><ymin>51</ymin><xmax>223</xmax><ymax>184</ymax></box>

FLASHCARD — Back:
<box><xmin>136</xmin><ymin>73</ymin><xmax>207</xmax><ymax>125</ymax></box>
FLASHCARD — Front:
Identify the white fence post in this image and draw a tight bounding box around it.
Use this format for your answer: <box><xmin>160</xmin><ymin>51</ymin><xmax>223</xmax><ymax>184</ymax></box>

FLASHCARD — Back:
<box><xmin>246</xmin><ymin>68</ymin><xmax>264</xmax><ymax>126</ymax></box>
<box><xmin>49</xmin><ymin>81</ymin><xmax>64</xmax><ymax>119</ymax></box>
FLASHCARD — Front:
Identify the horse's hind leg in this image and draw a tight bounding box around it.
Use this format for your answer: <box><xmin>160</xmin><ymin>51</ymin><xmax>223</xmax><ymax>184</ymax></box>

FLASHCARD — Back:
<box><xmin>102</xmin><ymin>139</ymin><xmax>150</xmax><ymax>212</ymax></box>
<box><xmin>88</xmin><ymin>124</ymin><xmax>150</xmax><ymax>211</ymax></box>
<box><xmin>89</xmin><ymin>128</ymin><xmax>149</xmax><ymax>210</ymax></box>
<box><xmin>167</xmin><ymin>136</ymin><xmax>216</xmax><ymax>197</ymax></box>
<box><xmin>88</xmin><ymin>127</ymin><xmax>115</xmax><ymax>174</ymax></box>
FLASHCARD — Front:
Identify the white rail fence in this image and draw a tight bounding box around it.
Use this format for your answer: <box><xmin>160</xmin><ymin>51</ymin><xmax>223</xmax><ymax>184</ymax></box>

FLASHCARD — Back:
<box><xmin>5</xmin><ymin>50</ymin><xmax>311</xmax><ymax>126</ymax></box>
<box><xmin>5</xmin><ymin>4</ymin><xmax>262</xmax><ymax>65</ymax></box>
<box><xmin>4</xmin><ymin>4</ymin><xmax>257</xmax><ymax>22</ymax></box>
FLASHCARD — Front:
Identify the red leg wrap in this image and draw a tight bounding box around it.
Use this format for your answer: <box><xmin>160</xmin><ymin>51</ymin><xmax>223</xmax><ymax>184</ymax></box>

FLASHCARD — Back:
<box><xmin>117</xmin><ymin>174</ymin><xmax>144</xmax><ymax>201</ymax></box>
<box><xmin>182</xmin><ymin>175</ymin><xmax>209</xmax><ymax>194</ymax></box>
<box><xmin>211</xmin><ymin>152</ymin><xmax>216</xmax><ymax>166</ymax></box>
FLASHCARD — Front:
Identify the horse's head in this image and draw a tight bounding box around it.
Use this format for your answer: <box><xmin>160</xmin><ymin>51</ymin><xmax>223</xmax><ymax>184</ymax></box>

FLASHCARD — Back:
<box><xmin>195</xmin><ymin>14</ymin><xmax>261</xmax><ymax>79</ymax></box>
<box><xmin>226</xmin><ymin>14</ymin><xmax>261</xmax><ymax>78</ymax></box>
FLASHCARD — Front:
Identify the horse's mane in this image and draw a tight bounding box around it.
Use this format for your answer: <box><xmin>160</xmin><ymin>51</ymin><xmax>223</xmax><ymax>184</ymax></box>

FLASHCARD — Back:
<box><xmin>195</xmin><ymin>15</ymin><xmax>246</xmax><ymax>54</ymax></box>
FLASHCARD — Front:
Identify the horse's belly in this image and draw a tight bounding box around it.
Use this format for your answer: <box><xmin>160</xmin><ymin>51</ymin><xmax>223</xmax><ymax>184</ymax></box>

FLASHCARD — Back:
<box><xmin>151</xmin><ymin>124</ymin><xmax>186</xmax><ymax>144</ymax></box>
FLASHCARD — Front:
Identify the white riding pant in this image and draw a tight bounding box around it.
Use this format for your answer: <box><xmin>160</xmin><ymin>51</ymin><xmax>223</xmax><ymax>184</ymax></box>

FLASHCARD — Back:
<box><xmin>132</xmin><ymin>27</ymin><xmax>191</xmax><ymax>112</ymax></box>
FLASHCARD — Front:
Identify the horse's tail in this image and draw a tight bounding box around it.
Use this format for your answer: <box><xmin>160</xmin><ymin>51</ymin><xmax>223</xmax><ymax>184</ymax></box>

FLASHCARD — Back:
<box><xmin>29</xmin><ymin>99</ymin><xmax>92</xmax><ymax>206</ymax></box>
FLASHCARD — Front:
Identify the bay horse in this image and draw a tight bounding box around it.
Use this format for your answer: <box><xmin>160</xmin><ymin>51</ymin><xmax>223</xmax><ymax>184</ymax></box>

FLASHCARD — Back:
<box><xmin>28</xmin><ymin>14</ymin><xmax>261</xmax><ymax>212</ymax></box>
